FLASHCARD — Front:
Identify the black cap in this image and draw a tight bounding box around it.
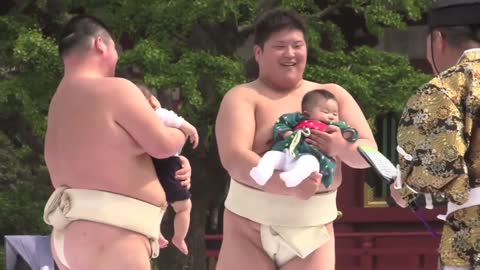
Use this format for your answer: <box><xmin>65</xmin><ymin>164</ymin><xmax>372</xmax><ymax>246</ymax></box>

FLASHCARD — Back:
<box><xmin>428</xmin><ymin>0</ymin><xmax>480</xmax><ymax>28</ymax></box>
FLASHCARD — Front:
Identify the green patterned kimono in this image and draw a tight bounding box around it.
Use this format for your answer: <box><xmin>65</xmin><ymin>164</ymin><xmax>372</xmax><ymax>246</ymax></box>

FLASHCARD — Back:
<box><xmin>271</xmin><ymin>112</ymin><xmax>358</xmax><ymax>187</ymax></box>
<box><xmin>397</xmin><ymin>49</ymin><xmax>480</xmax><ymax>268</ymax></box>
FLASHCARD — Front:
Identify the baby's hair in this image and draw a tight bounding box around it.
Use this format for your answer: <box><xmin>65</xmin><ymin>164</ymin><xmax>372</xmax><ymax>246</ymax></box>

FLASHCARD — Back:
<box><xmin>301</xmin><ymin>89</ymin><xmax>337</xmax><ymax>112</ymax></box>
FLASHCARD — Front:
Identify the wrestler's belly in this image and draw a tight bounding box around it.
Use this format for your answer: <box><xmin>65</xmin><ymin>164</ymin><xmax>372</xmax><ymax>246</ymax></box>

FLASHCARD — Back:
<box><xmin>50</xmin><ymin>155</ymin><xmax>167</xmax><ymax>208</ymax></box>
<box><xmin>53</xmin><ymin>178</ymin><xmax>166</xmax><ymax>208</ymax></box>
<box><xmin>318</xmin><ymin>174</ymin><xmax>342</xmax><ymax>193</ymax></box>
<box><xmin>61</xmin><ymin>220</ymin><xmax>152</xmax><ymax>267</ymax></box>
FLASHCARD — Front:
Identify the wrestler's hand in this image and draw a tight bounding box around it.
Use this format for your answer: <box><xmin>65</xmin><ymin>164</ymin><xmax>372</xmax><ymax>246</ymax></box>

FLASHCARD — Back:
<box><xmin>176</xmin><ymin>155</ymin><xmax>192</xmax><ymax>189</ymax></box>
<box><xmin>389</xmin><ymin>183</ymin><xmax>408</xmax><ymax>208</ymax></box>
<box><xmin>293</xmin><ymin>172</ymin><xmax>322</xmax><ymax>200</ymax></box>
<box><xmin>306</xmin><ymin>126</ymin><xmax>347</xmax><ymax>157</ymax></box>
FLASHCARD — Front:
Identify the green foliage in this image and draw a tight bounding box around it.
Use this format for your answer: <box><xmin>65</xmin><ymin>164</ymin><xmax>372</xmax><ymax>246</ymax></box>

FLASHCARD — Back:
<box><xmin>0</xmin><ymin>5</ymin><xmax>61</xmax><ymax>241</ymax></box>
<box><xmin>170</xmin><ymin>51</ymin><xmax>246</xmax><ymax>110</ymax></box>
<box><xmin>351</xmin><ymin>0</ymin><xmax>434</xmax><ymax>34</ymax></box>
<box><xmin>119</xmin><ymin>39</ymin><xmax>246</xmax><ymax>150</ymax></box>
<box><xmin>1</xmin><ymin>20</ymin><xmax>61</xmax><ymax>138</ymax></box>
<box><xmin>0</xmin><ymin>246</ymin><xmax>4</xmax><ymax>270</ymax></box>
<box><xmin>309</xmin><ymin>21</ymin><xmax>347</xmax><ymax>51</ymax></box>
<box><xmin>14</xmin><ymin>29</ymin><xmax>62</xmax><ymax>78</ymax></box>
<box><xmin>305</xmin><ymin>46</ymin><xmax>430</xmax><ymax>122</ymax></box>
<box><xmin>0</xmin><ymin>132</ymin><xmax>51</xmax><ymax>236</ymax></box>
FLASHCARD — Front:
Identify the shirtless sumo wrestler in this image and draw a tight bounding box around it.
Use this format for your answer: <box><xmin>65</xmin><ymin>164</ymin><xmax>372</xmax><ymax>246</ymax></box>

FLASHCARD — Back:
<box><xmin>215</xmin><ymin>9</ymin><xmax>377</xmax><ymax>270</ymax></box>
<box><xmin>43</xmin><ymin>15</ymin><xmax>190</xmax><ymax>270</ymax></box>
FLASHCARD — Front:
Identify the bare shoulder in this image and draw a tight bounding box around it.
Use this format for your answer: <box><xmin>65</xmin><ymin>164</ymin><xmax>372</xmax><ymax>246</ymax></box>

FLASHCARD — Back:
<box><xmin>222</xmin><ymin>81</ymin><xmax>258</xmax><ymax>102</ymax></box>
<box><xmin>99</xmin><ymin>77</ymin><xmax>144</xmax><ymax>102</ymax></box>
<box><xmin>91</xmin><ymin>77</ymin><xmax>153</xmax><ymax>121</ymax></box>
<box><xmin>55</xmin><ymin>77</ymin><xmax>140</xmax><ymax>106</ymax></box>
<box><xmin>216</xmin><ymin>82</ymin><xmax>259</xmax><ymax>127</ymax></box>
<box><xmin>102</xmin><ymin>77</ymin><xmax>138</xmax><ymax>92</ymax></box>
<box><xmin>219</xmin><ymin>82</ymin><xmax>260</xmax><ymax>113</ymax></box>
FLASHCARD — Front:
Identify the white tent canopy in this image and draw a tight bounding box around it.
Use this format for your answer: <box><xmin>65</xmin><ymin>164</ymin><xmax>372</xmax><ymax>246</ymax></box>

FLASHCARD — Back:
<box><xmin>4</xmin><ymin>235</ymin><xmax>55</xmax><ymax>270</ymax></box>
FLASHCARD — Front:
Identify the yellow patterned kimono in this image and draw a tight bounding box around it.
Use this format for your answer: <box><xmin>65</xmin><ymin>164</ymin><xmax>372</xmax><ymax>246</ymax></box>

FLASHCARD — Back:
<box><xmin>397</xmin><ymin>49</ymin><xmax>480</xmax><ymax>268</ymax></box>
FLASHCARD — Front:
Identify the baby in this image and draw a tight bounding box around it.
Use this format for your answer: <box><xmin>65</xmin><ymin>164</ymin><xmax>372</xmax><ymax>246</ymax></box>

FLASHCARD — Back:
<box><xmin>250</xmin><ymin>89</ymin><xmax>358</xmax><ymax>188</ymax></box>
<box><xmin>137</xmin><ymin>82</ymin><xmax>198</xmax><ymax>255</ymax></box>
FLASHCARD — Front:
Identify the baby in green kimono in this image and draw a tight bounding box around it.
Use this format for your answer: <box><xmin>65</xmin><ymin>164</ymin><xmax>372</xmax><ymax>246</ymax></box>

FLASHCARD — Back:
<box><xmin>250</xmin><ymin>89</ymin><xmax>358</xmax><ymax>188</ymax></box>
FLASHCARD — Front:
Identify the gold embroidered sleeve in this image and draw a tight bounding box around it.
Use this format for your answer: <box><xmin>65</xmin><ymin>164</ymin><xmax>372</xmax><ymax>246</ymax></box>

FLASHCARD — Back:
<box><xmin>397</xmin><ymin>84</ymin><xmax>469</xmax><ymax>205</ymax></box>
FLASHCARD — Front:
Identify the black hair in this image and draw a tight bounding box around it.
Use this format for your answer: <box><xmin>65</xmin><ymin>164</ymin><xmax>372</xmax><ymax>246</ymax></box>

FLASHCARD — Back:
<box><xmin>58</xmin><ymin>14</ymin><xmax>113</xmax><ymax>57</ymax></box>
<box><xmin>253</xmin><ymin>8</ymin><xmax>307</xmax><ymax>48</ymax></box>
<box><xmin>433</xmin><ymin>25</ymin><xmax>480</xmax><ymax>48</ymax></box>
<box><xmin>301</xmin><ymin>89</ymin><xmax>336</xmax><ymax>112</ymax></box>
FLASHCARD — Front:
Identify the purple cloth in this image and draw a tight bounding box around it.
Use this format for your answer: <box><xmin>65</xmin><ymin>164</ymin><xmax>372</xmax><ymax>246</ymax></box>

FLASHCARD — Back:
<box><xmin>5</xmin><ymin>235</ymin><xmax>55</xmax><ymax>270</ymax></box>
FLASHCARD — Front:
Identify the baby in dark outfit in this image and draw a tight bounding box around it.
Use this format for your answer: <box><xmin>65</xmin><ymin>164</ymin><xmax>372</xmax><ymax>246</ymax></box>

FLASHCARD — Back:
<box><xmin>137</xmin><ymin>82</ymin><xmax>198</xmax><ymax>255</ymax></box>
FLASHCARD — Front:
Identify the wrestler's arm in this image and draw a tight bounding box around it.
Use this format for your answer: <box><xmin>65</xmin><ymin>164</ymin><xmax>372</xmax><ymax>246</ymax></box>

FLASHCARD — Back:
<box><xmin>329</xmin><ymin>83</ymin><xmax>377</xmax><ymax>168</ymax></box>
<box><xmin>215</xmin><ymin>87</ymin><xmax>293</xmax><ymax>195</ymax></box>
<box><xmin>112</xmin><ymin>78</ymin><xmax>187</xmax><ymax>159</ymax></box>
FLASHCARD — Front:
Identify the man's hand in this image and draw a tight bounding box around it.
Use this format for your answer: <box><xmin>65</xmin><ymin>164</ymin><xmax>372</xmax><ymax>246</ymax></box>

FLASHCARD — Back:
<box><xmin>389</xmin><ymin>183</ymin><xmax>408</xmax><ymax>208</ymax></box>
<box><xmin>176</xmin><ymin>155</ymin><xmax>192</xmax><ymax>189</ymax></box>
<box><xmin>180</xmin><ymin>122</ymin><xmax>199</xmax><ymax>149</ymax></box>
<box><xmin>292</xmin><ymin>172</ymin><xmax>322</xmax><ymax>200</ymax></box>
<box><xmin>305</xmin><ymin>126</ymin><xmax>347</xmax><ymax>157</ymax></box>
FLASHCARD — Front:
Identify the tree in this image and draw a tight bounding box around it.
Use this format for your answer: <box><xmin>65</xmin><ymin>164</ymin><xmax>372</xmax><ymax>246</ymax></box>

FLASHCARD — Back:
<box><xmin>0</xmin><ymin>0</ymin><xmax>433</xmax><ymax>269</ymax></box>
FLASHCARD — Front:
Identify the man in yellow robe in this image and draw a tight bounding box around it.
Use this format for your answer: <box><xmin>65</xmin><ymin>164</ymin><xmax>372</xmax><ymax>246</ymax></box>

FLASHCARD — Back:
<box><xmin>392</xmin><ymin>1</ymin><xmax>480</xmax><ymax>269</ymax></box>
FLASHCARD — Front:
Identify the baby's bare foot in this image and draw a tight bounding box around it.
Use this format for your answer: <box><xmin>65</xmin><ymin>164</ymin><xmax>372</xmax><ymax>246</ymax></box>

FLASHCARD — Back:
<box><xmin>172</xmin><ymin>236</ymin><xmax>188</xmax><ymax>255</ymax></box>
<box><xmin>158</xmin><ymin>234</ymin><xmax>169</xmax><ymax>248</ymax></box>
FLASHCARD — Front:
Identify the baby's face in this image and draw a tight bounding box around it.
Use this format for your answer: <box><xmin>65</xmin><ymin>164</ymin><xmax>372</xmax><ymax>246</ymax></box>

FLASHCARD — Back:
<box><xmin>306</xmin><ymin>98</ymin><xmax>339</xmax><ymax>122</ymax></box>
<box><xmin>148</xmin><ymin>96</ymin><xmax>161</xmax><ymax>110</ymax></box>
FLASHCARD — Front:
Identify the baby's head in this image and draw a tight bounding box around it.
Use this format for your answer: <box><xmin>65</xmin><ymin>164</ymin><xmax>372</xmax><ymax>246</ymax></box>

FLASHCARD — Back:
<box><xmin>301</xmin><ymin>89</ymin><xmax>339</xmax><ymax>123</ymax></box>
<box><xmin>135</xmin><ymin>81</ymin><xmax>161</xmax><ymax>110</ymax></box>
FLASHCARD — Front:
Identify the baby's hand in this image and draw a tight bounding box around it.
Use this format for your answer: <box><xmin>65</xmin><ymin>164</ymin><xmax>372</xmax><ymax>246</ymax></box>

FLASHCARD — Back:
<box><xmin>180</xmin><ymin>122</ymin><xmax>199</xmax><ymax>149</ymax></box>
<box><xmin>282</xmin><ymin>131</ymin><xmax>294</xmax><ymax>139</ymax></box>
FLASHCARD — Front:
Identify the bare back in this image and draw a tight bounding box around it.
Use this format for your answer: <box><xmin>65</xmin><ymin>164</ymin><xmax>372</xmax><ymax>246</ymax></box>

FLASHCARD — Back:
<box><xmin>45</xmin><ymin>77</ymin><xmax>166</xmax><ymax>203</ymax></box>
<box><xmin>45</xmin><ymin>77</ymin><xmax>169</xmax><ymax>269</ymax></box>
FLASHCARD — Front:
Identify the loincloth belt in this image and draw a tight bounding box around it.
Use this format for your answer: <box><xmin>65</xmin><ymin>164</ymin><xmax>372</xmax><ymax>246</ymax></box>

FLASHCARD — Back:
<box><xmin>225</xmin><ymin>179</ymin><xmax>338</xmax><ymax>266</ymax></box>
<box><xmin>43</xmin><ymin>186</ymin><xmax>165</xmax><ymax>268</ymax></box>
